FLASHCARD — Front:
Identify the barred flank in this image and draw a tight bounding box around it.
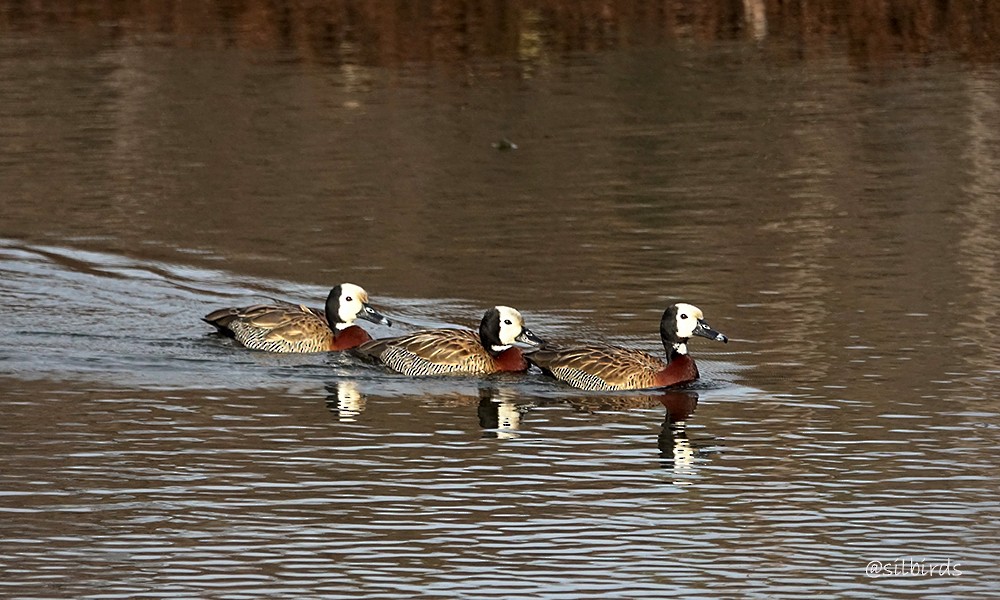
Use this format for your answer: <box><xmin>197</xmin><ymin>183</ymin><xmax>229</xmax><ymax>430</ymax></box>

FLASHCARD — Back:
<box><xmin>551</xmin><ymin>367</ymin><xmax>623</xmax><ymax>392</ymax></box>
<box><xmin>230</xmin><ymin>322</ymin><xmax>326</xmax><ymax>353</ymax></box>
<box><xmin>379</xmin><ymin>346</ymin><xmax>480</xmax><ymax>376</ymax></box>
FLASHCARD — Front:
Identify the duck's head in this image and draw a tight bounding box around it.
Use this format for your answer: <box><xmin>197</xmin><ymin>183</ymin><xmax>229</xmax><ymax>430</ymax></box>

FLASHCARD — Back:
<box><xmin>479</xmin><ymin>305</ymin><xmax>544</xmax><ymax>356</ymax></box>
<box><xmin>326</xmin><ymin>283</ymin><xmax>391</xmax><ymax>330</ymax></box>
<box><xmin>660</xmin><ymin>302</ymin><xmax>728</xmax><ymax>356</ymax></box>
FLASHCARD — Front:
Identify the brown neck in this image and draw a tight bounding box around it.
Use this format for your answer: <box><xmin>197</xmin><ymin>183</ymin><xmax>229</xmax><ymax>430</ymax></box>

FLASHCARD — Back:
<box><xmin>330</xmin><ymin>325</ymin><xmax>372</xmax><ymax>351</ymax></box>
<box><xmin>492</xmin><ymin>347</ymin><xmax>528</xmax><ymax>372</ymax></box>
<box><xmin>653</xmin><ymin>354</ymin><xmax>699</xmax><ymax>388</ymax></box>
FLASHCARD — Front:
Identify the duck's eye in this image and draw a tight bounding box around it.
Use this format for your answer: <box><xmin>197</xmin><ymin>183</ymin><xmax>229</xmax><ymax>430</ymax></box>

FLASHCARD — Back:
<box><xmin>680</xmin><ymin>313</ymin><xmax>688</xmax><ymax>319</ymax></box>
<box><xmin>345</xmin><ymin>296</ymin><xmax>353</xmax><ymax>302</ymax></box>
<box><xmin>504</xmin><ymin>319</ymin><xmax>513</xmax><ymax>325</ymax></box>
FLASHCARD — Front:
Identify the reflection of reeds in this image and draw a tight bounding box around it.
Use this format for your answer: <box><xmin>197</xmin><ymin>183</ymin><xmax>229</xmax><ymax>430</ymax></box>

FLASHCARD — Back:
<box><xmin>1</xmin><ymin>1</ymin><xmax>998</xmax><ymax>65</ymax></box>
<box><xmin>957</xmin><ymin>72</ymin><xmax>1000</xmax><ymax>369</ymax></box>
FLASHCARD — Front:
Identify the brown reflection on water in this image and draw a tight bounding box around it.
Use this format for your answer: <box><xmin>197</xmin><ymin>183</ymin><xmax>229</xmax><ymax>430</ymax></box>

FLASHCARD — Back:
<box><xmin>3</xmin><ymin>3</ymin><xmax>1000</xmax><ymax>597</ymax></box>
<box><xmin>2</xmin><ymin>0</ymin><xmax>1000</xmax><ymax>66</ymax></box>
<box><xmin>4</xmin><ymin>377</ymin><xmax>995</xmax><ymax>597</ymax></box>
<box><xmin>754</xmin><ymin>90</ymin><xmax>842</xmax><ymax>382</ymax></box>
<box><xmin>0</xmin><ymin>28</ymin><xmax>995</xmax><ymax>407</ymax></box>
<box><xmin>956</xmin><ymin>72</ymin><xmax>1000</xmax><ymax>374</ymax></box>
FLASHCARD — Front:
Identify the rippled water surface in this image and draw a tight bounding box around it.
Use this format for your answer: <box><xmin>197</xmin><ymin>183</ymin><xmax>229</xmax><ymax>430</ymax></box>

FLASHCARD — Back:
<box><xmin>2</xmin><ymin>2</ymin><xmax>1000</xmax><ymax>598</ymax></box>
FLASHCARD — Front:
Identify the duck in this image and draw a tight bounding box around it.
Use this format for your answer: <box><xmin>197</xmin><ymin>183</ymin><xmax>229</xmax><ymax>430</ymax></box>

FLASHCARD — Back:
<box><xmin>526</xmin><ymin>303</ymin><xmax>728</xmax><ymax>391</ymax></box>
<box><xmin>353</xmin><ymin>306</ymin><xmax>544</xmax><ymax>376</ymax></box>
<box><xmin>203</xmin><ymin>283</ymin><xmax>391</xmax><ymax>352</ymax></box>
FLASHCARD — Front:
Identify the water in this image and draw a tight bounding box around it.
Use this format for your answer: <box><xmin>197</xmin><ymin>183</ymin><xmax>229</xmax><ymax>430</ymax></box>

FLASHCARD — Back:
<box><xmin>2</xmin><ymin>2</ymin><xmax>1000</xmax><ymax>598</ymax></box>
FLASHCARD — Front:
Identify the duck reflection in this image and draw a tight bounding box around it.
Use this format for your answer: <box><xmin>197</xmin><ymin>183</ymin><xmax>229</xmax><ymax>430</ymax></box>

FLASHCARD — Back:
<box><xmin>557</xmin><ymin>389</ymin><xmax>698</xmax><ymax>417</ymax></box>
<box><xmin>324</xmin><ymin>380</ymin><xmax>707</xmax><ymax>471</ymax></box>
<box><xmin>324</xmin><ymin>380</ymin><xmax>366</xmax><ymax>421</ymax></box>
<box><xmin>558</xmin><ymin>389</ymin><xmax>702</xmax><ymax>474</ymax></box>
<box><xmin>654</xmin><ymin>390</ymin><xmax>701</xmax><ymax>476</ymax></box>
<box><xmin>324</xmin><ymin>380</ymin><xmax>534</xmax><ymax>436</ymax></box>
<box><xmin>476</xmin><ymin>386</ymin><xmax>532</xmax><ymax>439</ymax></box>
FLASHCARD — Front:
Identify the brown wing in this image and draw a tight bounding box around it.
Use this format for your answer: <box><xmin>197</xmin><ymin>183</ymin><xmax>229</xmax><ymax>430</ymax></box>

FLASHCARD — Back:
<box><xmin>205</xmin><ymin>303</ymin><xmax>332</xmax><ymax>352</ymax></box>
<box><xmin>527</xmin><ymin>344</ymin><xmax>665</xmax><ymax>391</ymax></box>
<box><xmin>356</xmin><ymin>329</ymin><xmax>493</xmax><ymax>375</ymax></box>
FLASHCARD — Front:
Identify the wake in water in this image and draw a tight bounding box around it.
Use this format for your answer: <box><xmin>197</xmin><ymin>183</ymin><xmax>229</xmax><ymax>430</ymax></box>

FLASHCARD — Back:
<box><xmin>0</xmin><ymin>239</ymin><xmax>747</xmax><ymax>397</ymax></box>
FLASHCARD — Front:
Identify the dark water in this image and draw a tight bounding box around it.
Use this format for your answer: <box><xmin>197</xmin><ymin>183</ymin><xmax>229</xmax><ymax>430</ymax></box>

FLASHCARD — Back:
<box><xmin>2</xmin><ymin>2</ymin><xmax>1000</xmax><ymax>598</ymax></box>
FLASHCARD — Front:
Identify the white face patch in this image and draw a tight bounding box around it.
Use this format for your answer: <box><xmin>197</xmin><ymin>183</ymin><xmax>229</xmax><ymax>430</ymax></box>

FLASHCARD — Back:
<box><xmin>673</xmin><ymin>303</ymin><xmax>704</xmax><ymax>339</ymax></box>
<box><xmin>336</xmin><ymin>283</ymin><xmax>370</xmax><ymax>328</ymax></box>
<box><xmin>494</xmin><ymin>305</ymin><xmax>525</xmax><ymax>346</ymax></box>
